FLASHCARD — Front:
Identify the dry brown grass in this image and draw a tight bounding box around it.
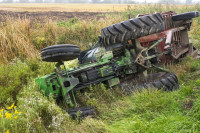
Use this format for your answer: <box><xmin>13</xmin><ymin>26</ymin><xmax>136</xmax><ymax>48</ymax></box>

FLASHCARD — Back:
<box><xmin>0</xmin><ymin>15</ymin><xmax>123</xmax><ymax>63</ymax></box>
<box><xmin>0</xmin><ymin>18</ymin><xmax>38</xmax><ymax>63</ymax></box>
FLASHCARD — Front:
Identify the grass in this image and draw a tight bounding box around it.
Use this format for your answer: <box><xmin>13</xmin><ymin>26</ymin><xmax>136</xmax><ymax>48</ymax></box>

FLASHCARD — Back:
<box><xmin>0</xmin><ymin>4</ymin><xmax>200</xmax><ymax>133</ymax></box>
<box><xmin>0</xmin><ymin>15</ymin><xmax>123</xmax><ymax>63</ymax></box>
<box><xmin>0</xmin><ymin>58</ymin><xmax>56</xmax><ymax>106</ymax></box>
<box><xmin>103</xmin><ymin>63</ymin><xmax>200</xmax><ymax>133</ymax></box>
<box><xmin>1</xmin><ymin>58</ymin><xmax>200</xmax><ymax>132</ymax></box>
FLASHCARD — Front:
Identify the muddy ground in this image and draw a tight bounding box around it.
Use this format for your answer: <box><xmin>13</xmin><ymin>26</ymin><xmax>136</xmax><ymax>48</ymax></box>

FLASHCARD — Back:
<box><xmin>0</xmin><ymin>10</ymin><xmax>113</xmax><ymax>22</ymax></box>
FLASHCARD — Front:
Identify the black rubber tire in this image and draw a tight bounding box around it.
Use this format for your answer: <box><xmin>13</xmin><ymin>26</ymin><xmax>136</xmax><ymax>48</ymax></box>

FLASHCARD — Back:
<box><xmin>172</xmin><ymin>11</ymin><xmax>199</xmax><ymax>21</ymax></box>
<box><xmin>68</xmin><ymin>107</ymin><xmax>95</xmax><ymax>120</ymax></box>
<box><xmin>41</xmin><ymin>44</ymin><xmax>80</xmax><ymax>62</ymax></box>
<box><xmin>120</xmin><ymin>72</ymin><xmax>179</xmax><ymax>93</ymax></box>
<box><xmin>101</xmin><ymin>13</ymin><xmax>165</xmax><ymax>45</ymax></box>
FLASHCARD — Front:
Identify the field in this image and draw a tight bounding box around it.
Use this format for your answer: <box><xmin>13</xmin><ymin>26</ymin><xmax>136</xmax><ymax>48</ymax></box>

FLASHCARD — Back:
<box><xmin>0</xmin><ymin>4</ymin><xmax>197</xmax><ymax>22</ymax></box>
<box><xmin>0</xmin><ymin>3</ymin><xmax>200</xmax><ymax>133</ymax></box>
<box><xmin>0</xmin><ymin>4</ymin><xmax>134</xmax><ymax>12</ymax></box>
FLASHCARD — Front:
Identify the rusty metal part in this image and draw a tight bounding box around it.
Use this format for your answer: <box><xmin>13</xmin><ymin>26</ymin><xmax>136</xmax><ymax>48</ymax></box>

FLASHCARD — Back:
<box><xmin>171</xmin><ymin>47</ymin><xmax>189</xmax><ymax>59</ymax></box>
<box><xmin>139</xmin><ymin>33</ymin><xmax>165</xmax><ymax>43</ymax></box>
<box><xmin>137</xmin><ymin>11</ymin><xmax>197</xmax><ymax>64</ymax></box>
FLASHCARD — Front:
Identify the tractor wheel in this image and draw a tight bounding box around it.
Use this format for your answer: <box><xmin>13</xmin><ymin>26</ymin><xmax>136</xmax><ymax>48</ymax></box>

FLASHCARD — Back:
<box><xmin>41</xmin><ymin>44</ymin><xmax>80</xmax><ymax>62</ymax></box>
<box><xmin>172</xmin><ymin>11</ymin><xmax>199</xmax><ymax>21</ymax></box>
<box><xmin>120</xmin><ymin>72</ymin><xmax>179</xmax><ymax>94</ymax></box>
<box><xmin>101</xmin><ymin>13</ymin><xmax>165</xmax><ymax>45</ymax></box>
<box><xmin>68</xmin><ymin>107</ymin><xmax>95</xmax><ymax>120</ymax></box>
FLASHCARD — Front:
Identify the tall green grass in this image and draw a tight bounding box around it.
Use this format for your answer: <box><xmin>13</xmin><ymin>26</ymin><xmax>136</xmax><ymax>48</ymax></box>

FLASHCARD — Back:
<box><xmin>0</xmin><ymin>58</ymin><xmax>56</xmax><ymax>106</ymax></box>
<box><xmin>1</xmin><ymin>58</ymin><xmax>200</xmax><ymax>133</ymax></box>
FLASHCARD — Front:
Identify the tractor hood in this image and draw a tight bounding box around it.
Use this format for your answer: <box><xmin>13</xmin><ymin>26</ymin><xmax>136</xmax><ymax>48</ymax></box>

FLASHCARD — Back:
<box><xmin>79</xmin><ymin>43</ymin><xmax>124</xmax><ymax>64</ymax></box>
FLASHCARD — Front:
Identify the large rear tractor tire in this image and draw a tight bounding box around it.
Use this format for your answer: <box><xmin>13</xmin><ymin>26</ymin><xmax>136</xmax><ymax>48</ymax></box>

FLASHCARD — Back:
<box><xmin>101</xmin><ymin>13</ymin><xmax>165</xmax><ymax>45</ymax></box>
<box><xmin>41</xmin><ymin>44</ymin><xmax>80</xmax><ymax>62</ymax></box>
<box><xmin>120</xmin><ymin>72</ymin><xmax>179</xmax><ymax>94</ymax></box>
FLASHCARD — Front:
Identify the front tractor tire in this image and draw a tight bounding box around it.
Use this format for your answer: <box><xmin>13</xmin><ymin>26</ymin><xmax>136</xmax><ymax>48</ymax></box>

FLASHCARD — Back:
<box><xmin>41</xmin><ymin>44</ymin><xmax>80</xmax><ymax>62</ymax></box>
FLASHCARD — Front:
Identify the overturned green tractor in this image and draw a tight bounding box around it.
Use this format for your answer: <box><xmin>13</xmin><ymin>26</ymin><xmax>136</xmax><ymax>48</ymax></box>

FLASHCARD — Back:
<box><xmin>35</xmin><ymin>11</ymin><xmax>199</xmax><ymax>118</ymax></box>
